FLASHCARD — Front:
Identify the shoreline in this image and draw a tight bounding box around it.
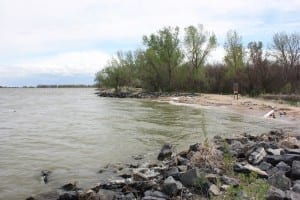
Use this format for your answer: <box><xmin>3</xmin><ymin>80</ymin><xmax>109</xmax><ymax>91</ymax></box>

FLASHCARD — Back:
<box><xmin>157</xmin><ymin>94</ymin><xmax>300</xmax><ymax>123</ymax></box>
<box><xmin>27</xmin><ymin>130</ymin><xmax>300</xmax><ymax>200</ymax></box>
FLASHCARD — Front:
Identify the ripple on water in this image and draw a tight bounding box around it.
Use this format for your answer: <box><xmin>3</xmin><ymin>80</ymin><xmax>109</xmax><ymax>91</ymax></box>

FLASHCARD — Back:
<box><xmin>0</xmin><ymin>88</ymin><xmax>299</xmax><ymax>199</ymax></box>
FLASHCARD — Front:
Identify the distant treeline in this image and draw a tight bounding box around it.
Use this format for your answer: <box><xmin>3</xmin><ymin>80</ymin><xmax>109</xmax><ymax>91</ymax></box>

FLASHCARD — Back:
<box><xmin>0</xmin><ymin>85</ymin><xmax>95</xmax><ymax>88</ymax></box>
<box><xmin>95</xmin><ymin>25</ymin><xmax>300</xmax><ymax>96</ymax></box>
<box><xmin>36</xmin><ymin>84</ymin><xmax>95</xmax><ymax>88</ymax></box>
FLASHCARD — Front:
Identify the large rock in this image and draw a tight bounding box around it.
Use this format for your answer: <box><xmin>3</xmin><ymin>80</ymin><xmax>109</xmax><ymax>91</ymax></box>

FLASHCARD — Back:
<box><xmin>268</xmin><ymin>172</ymin><xmax>291</xmax><ymax>190</ymax></box>
<box><xmin>285</xmin><ymin>149</ymin><xmax>300</xmax><ymax>155</ymax></box>
<box><xmin>58</xmin><ymin>192</ymin><xmax>78</xmax><ymax>200</ymax></box>
<box><xmin>178</xmin><ymin>168</ymin><xmax>201</xmax><ymax>187</ymax></box>
<box><xmin>248</xmin><ymin>147</ymin><xmax>267</xmax><ymax>165</ymax></box>
<box><xmin>157</xmin><ymin>144</ymin><xmax>173</xmax><ymax>161</ymax></box>
<box><xmin>280</xmin><ymin>137</ymin><xmax>300</xmax><ymax>149</ymax></box>
<box><xmin>276</xmin><ymin>161</ymin><xmax>291</xmax><ymax>172</ymax></box>
<box><xmin>258</xmin><ymin>161</ymin><xmax>273</xmax><ymax>171</ymax></box>
<box><xmin>164</xmin><ymin>167</ymin><xmax>179</xmax><ymax>178</ymax></box>
<box><xmin>291</xmin><ymin>160</ymin><xmax>300</xmax><ymax>179</ymax></box>
<box><xmin>266</xmin><ymin>186</ymin><xmax>286</xmax><ymax>200</ymax></box>
<box><xmin>98</xmin><ymin>189</ymin><xmax>118</xmax><ymax>200</ymax></box>
<box><xmin>162</xmin><ymin>176</ymin><xmax>182</xmax><ymax>196</ymax></box>
<box><xmin>285</xmin><ymin>190</ymin><xmax>300</xmax><ymax>200</ymax></box>
<box><xmin>264</xmin><ymin>154</ymin><xmax>300</xmax><ymax>166</ymax></box>
<box><xmin>292</xmin><ymin>182</ymin><xmax>300</xmax><ymax>193</ymax></box>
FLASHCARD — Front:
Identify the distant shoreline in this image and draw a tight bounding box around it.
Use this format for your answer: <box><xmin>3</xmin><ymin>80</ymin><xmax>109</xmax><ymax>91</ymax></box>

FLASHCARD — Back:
<box><xmin>0</xmin><ymin>85</ymin><xmax>96</xmax><ymax>88</ymax></box>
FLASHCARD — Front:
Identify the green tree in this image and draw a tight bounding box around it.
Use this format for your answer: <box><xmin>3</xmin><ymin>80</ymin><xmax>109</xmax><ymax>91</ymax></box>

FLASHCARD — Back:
<box><xmin>94</xmin><ymin>50</ymin><xmax>138</xmax><ymax>92</ymax></box>
<box><xmin>224</xmin><ymin>30</ymin><xmax>245</xmax><ymax>78</ymax></box>
<box><xmin>183</xmin><ymin>24</ymin><xmax>217</xmax><ymax>91</ymax></box>
<box><xmin>184</xmin><ymin>24</ymin><xmax>217</xmax><ymax>69</ymax></box>
<box><xmin>142</xmin><ymin>26</ymin><xmax>184</xmax><ymax>91</ymax></box>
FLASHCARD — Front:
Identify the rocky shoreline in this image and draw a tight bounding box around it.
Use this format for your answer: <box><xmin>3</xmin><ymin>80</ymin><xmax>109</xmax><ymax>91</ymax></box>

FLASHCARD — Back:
<box><xmin>95</xmin><ymin>90</ymin><xmax>199</xmax><ymax>99</ymax></box>
<box><xmin>27</xmin><ymin>130</ymin><xmax>300</xmax><ymax>200</ymax></box>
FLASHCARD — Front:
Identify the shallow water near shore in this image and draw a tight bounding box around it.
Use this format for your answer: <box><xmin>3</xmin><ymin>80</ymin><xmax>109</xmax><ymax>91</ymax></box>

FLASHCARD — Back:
<box><xmin>0</xmin><ymin>88</ymin><xmax>298</xmax><ymax>199</ymax></box>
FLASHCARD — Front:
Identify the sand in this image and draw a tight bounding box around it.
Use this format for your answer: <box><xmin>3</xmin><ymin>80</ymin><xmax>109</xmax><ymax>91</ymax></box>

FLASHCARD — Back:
<box><xmin>158</xmin><ymin>93</ymin><xmax>300</xmax><ymax>123</ymax></box>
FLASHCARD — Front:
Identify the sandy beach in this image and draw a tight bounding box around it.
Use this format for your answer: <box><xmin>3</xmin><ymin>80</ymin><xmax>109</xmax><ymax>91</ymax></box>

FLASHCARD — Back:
<box><xmin>159</xmin><ymin>93</ymin><xmax>300</xmax><ymax>126</ymax></box>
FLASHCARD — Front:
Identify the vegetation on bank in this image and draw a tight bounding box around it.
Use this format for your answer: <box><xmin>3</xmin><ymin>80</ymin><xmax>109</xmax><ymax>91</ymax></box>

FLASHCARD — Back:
<box><xmin>95</xmin><ymin>25</ymin><xmax>300</xmax><ymax>96</ymax></box>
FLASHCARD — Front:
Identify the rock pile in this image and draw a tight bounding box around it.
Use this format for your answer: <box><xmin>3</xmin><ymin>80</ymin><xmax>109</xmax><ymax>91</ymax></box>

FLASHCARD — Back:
<box><xmin>27</xmin><ymin>130</ymin><xmax>300</xmax><ymax>200</ymax></box>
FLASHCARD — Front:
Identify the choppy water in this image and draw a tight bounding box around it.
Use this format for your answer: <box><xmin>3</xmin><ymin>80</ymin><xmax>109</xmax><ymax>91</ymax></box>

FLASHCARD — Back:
<box><xmin>0</xmin><ymin>88</ymin><xmax>298</xmax><ymax>199</ymax></box>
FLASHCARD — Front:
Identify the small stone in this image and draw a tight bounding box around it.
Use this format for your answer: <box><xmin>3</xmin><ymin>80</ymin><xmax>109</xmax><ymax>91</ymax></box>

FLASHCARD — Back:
<box><xmin>133</xmin><ymin>172</ymin><xmax>148</xmax><ymax>181</ymax></box>
<box><xmin>220</xmin><ymin>184</ymin><xmax>230</xmax><ymax>191</ymax></box>
<box><xmin>144</xmin><ymin>190</ymin><xmax>168</xmax><ymax>199</ymax></box>
<box><xmin>157</xmin><ymin>144</ymin><xmax>173</xmax><ymax>161</ymax></box>
<box><xmin>165</xmin><ymin>167</ymin><xmax>179</xmax><ymax>178</ymax></box>
<box><xmin>177</xmin><ymin>156</ymin><xmax>189</xmax><ymax>165</ymax></box>
<box><xmin>221</xmin><ymin>175</ymin><xmax>239</xmax><ymax>186</ymax></box>
<box><xmin>61</xmin><ymin>182</ymin><xmax>78</xmax><ymax>191</ymax></box>
<box><xmin>177</xmin><ymin>165</ymin><xmax>188</xmax><ymax>172</ymax></box>
<box><xmin>209</xmin><ymin>184</ymin><xmax>221</xmax><ymax>196</ymax></box>
<box><xmin>267</xmin><ymin>148</ymin><xmax>283</xmax><ymax>156</ymax></box>
<box><xmin>133</xmin><ymin>154</ymin><xmax>144</xmax><ymax>160</ymax></box>
<box><xmin>205</xmin><ymin>174</ymin><xmax>219</xmax><ymax>184</ymax></box>
<box><xmin>189</xmin><ymin>143</ymin><xmax>201</xmax><ymax>152</ymax></box>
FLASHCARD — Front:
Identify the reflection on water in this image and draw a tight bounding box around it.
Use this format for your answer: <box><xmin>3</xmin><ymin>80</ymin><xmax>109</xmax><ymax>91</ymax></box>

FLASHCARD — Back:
<box><xmin>0</xmin><ymin>88</ymin><xmax>298</xmax><ymax>199</ymax></box>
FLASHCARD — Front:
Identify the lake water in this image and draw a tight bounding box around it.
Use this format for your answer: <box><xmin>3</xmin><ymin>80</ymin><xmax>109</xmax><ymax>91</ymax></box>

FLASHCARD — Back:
<box><xmin>0</xmin><ymin>88</ymin><xmax>298</xmax><ymax>199</ymax></box>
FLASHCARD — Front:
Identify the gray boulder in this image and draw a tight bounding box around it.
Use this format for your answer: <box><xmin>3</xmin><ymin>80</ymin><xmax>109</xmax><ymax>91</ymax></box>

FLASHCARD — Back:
<box><xmin>266</xmin><ymin>186</ymin><xmax>286</xmax><ymax>200</ymax></box>
<box><xmin>292</xmin><ymin>182</ymin><xmax>300</xmax><ymax>193</ymax></box>
<box><xmin>258</xmin><ymin>161</ymin><xmax>272</xmax><ymax>171</ymax></box>
<box><xmin>157</xmin><ymin>144</ymin><xmax>173</xmax><ymax>161</ymax></box>
<box><xmin>178</xmin><ymin>168</ymin><xmax>201</xmax><ymax>187</ymax></box>
<box><xmin>162</xmin><ymin>176</ymin><xmax>182</xmax><ymax>196</ymax></box>
<box><xmin>285</xmin><ymin>190</ymin><xmax>300</xmax><ymax>200</ymax></box>
<box><xmin>268</xmin><ymin>172</ymin><xmax>291</xmax><ymax>190</ymax></box>
<box><xmin>248</xmin><ymin>147</ymin><xmax>266</xmax><ymax>165</ymax></box>
<box><xmin>276</xmin><ymin>161</ymin><xmax>291</xmax><ymax>172</ymax></box>
<box><xmin>291</xmin><ymin>160</ymin><xmax>300</xmax><ymax>179</ymax></box>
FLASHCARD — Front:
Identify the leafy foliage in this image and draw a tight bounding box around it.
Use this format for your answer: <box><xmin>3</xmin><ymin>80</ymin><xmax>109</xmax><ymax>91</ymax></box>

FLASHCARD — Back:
<box><xmin>95</xmin><ymin>26</ymin><xmax>300</xmax><ymax>95</ymax></box>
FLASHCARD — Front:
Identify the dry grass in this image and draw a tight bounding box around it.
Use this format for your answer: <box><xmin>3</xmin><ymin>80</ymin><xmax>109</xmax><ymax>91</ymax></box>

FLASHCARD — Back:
<box><xmin>190</xmin><ymin>143</ymin><xmax>224</xmax><ymax>170</ymax></box>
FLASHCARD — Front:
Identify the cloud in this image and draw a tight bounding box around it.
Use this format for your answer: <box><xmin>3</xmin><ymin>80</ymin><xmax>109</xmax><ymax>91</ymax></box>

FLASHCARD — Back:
<box><xmin>0</xmin><ymin>0</ymin><xmax>299</xmax><ymax>85</ymax></box>
<box><xmin>0</xmin><ymin>51</ymin><xmax>110</xmax><ymax>78</ymax></box>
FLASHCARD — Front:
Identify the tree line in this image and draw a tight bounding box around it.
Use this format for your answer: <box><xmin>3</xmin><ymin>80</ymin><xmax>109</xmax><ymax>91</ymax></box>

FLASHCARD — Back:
<box><xmin>95</xmin><ymin>25</ymin><xmax>300</xmax><ymax>95</ymax></box>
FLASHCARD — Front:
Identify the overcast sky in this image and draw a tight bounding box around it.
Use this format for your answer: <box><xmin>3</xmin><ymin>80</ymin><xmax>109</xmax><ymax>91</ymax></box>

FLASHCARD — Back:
<box><xmin>0</xmin><ymin>0</ymin><xmax>299</xmax><ymax>86</ymax></box>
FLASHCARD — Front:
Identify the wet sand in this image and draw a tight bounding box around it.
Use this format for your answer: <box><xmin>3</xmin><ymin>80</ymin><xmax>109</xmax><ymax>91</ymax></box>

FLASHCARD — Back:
<box><xmin>158</xmin><ymin>94</ymin><xmax>300</xmax><ymax>134</ymax></box>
